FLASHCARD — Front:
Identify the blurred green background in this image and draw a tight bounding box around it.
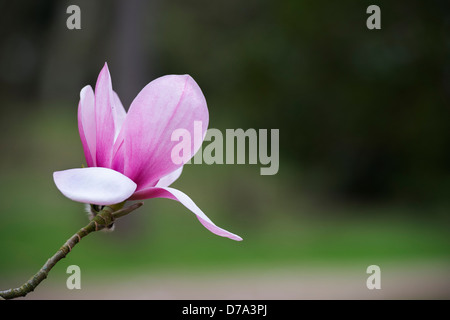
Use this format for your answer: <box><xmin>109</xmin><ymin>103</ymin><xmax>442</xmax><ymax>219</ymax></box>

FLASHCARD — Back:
<box><xmin>0</xmin><ymin>0</ymin><xmax>449</xmax><ymax>299</ymax></box>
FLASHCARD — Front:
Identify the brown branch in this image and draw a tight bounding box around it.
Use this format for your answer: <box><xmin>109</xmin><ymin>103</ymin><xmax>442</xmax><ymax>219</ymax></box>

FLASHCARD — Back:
<box><xmin>0</xmin><ymin>202</ymin><xmax>143</xmax><ymax>300</ymax></box>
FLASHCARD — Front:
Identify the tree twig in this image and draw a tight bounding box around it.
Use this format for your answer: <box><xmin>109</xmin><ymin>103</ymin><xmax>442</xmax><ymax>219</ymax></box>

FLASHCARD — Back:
<box><xmin>0</xmin><ymin>202</ymin><xmax>143</xmax><ymax>300</ymax></box>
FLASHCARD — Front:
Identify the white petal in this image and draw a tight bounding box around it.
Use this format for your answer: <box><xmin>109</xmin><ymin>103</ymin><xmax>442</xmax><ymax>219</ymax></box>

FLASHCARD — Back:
<box><xmin>53</xmin><ymin>167</ymin><xmax>137</xmax><ymax>205</ymax></box>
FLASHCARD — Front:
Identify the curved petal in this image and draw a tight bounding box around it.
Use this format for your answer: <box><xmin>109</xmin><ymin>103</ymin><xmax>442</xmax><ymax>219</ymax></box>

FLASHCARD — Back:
<box><xmin>78</xmin><ymin>85</ymin><xmax>96</xmax><ymax>167</ymax></box>
<box><xmin>155</xmin><ymin>166</ymin><xmax>183</xmax><ymax>188</ymax></box>
<box><xmin>119</xmin><ymin>75</ymin><xmax>209</xmax><ymax>190</ymax></box>
<box><xmin>94</xmin><ymin>63</ymin><xmax>117</xmax><ymax>168</ymax></box>
<box><xmin>53</xmin><ymin>167</ymin><xmax>137</xmax><ymax>206</ymax></box>
<box><xmin>131</xmin><ymin>186</ymin><xmax>242</xmax><ymax>241</ymax></box>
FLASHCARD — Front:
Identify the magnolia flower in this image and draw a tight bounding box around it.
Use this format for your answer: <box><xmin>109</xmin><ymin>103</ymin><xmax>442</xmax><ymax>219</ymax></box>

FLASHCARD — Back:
<box><xmin>53</xmin><ymin>63</ymin><xmax>242</xmax><ymax>241</ymax></box>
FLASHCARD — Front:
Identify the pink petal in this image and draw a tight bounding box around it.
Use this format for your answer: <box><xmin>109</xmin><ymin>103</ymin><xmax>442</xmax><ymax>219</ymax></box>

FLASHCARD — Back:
<box><xmin>94</xmin><ymin>63</ymin><xmax>116</xmax><ymax>168</ymax></box>
<box><xmin>119</xmin><ymin>75</ymin><xmax>209</xmax><ymax>189</ymax></box>
<box><xmin>155</xmin><ymin>166</ymin><xmax>183</xmax><ymax>188</ymax></box>
<box><xmin>131</xmin><ymin>186</ymin><xmax>242</xmax><ymax>241</ymax></box>
<box><xmin>53</xmin><ymin>167</ymin><xmax>137</xmax><ymax>206</ymax></box>
<box><xmin>78</xmin><ymin>85</ymin><xmax>96</xmax><ymax>167</ymax></box>
<box><xmin>109</xmin><ymin>91</ymin><xmax>127</xmax><ymax>172</ymax></box>
<box><xmin>112</xmin><ymin>91</ymin><xmax>126</xmax><ymax>142</ymax></box>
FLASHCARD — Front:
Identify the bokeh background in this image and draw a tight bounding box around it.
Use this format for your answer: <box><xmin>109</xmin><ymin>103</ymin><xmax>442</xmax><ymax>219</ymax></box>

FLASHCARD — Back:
<box><xmin>0</xmin><ymin>0</ymin><xmax>449</xmax><ymax>299</ymax></box>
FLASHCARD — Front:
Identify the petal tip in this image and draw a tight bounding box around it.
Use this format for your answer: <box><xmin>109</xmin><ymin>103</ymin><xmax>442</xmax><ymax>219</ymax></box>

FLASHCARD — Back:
<box><xmin>97</xmin><ymin>63</ymin><xmax>112</xmax><ymax>84</ymax></box>
<box><xmin>79</xmin><ymin>85</ymin><xmax>93</xmax><ymax>100</ymax></box>
<box><xmin>229</xmin><ymin>234</ymin><xmax>243</xmax><ymax>241</ymax></box>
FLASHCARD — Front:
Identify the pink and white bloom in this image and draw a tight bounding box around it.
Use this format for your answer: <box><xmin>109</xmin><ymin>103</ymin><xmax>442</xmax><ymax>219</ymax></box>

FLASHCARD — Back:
<box><xmin>53</xmin><ymin>63</ymin><xmax>242</xmax><ymax>241</ymax></box>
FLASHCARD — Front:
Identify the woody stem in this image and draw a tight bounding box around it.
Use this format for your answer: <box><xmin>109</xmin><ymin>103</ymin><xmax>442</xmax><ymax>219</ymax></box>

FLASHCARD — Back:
<box><xmin>0</xmin><ymin>202</ymin><xmax>143</xmax><ymax>300</ymax></box>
